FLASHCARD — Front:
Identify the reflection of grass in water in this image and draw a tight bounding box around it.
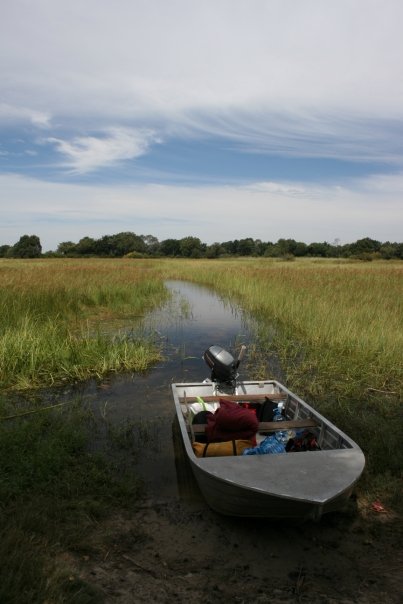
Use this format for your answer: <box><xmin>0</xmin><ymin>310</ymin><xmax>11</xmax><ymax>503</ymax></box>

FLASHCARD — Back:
<box><xmin>178</xmin><ymin>295</ymin><xmax>192</xmax><ymax>319</ymax></box>
<box><xmin>107</xmin><ymin>417</ymin><xmax>161</xmax><ymax>454</ymax></box>
<box><xmin>145</xmin><ymin>291</ymin><xmax>193</xmax><ymax>331</ymax></box>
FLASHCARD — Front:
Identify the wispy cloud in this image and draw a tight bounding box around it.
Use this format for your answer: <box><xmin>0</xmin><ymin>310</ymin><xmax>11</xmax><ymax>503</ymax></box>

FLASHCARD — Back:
<box><xmin>176</xmin><ymin>109</ymin><xmax>403</xmax><ymax>165</ymax></box>
<box><xmin>1</xmin><ymin>1</ymin><xmax>402</xmax><ymax>170</ymax></box>
<box><xmin>0</xmin><ymin>103</ymin><xmax>51</xmax><ymax>127</ymax></box>
<box><xmin>46</xmin><ymin>128</ymin><xmax>161</xmax><ymax>173</ymax></box>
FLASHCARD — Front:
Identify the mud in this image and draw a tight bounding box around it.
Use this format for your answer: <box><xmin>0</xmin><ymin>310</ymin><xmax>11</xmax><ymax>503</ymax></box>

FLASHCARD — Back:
<box><xmin>65</xmin><ymin>493</ymin><xmax>402</xmax><ymax>604</ymax></box>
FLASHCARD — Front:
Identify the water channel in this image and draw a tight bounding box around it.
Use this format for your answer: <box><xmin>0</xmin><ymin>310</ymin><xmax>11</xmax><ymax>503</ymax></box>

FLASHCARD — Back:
<box><xmin>104</xmin><ymin>280</ymin><xmax>254</xmax><ymax>505</ymax></box>
<box><xmin>34</xmin><ymin>281</ymin><xmax>260</xmax><ymax>507</ymax></box>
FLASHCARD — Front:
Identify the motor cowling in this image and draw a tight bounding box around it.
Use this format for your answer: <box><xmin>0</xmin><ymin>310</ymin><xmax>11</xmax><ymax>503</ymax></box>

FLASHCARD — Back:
<box><xmin>203</xmin><ymin>345</ymin><xmax>237</xmax><ymax>384</ymax></box>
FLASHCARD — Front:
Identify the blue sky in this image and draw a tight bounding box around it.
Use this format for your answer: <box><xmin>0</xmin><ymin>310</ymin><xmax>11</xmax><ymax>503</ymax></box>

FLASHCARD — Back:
<box><xmin>1</xmin><ymin>0</ymin><xmax>402</xmax><ymax>251</ymax></box>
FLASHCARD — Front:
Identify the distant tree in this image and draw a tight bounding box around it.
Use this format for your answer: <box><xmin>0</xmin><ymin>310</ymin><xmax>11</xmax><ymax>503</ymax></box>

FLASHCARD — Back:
<box><xmin>110</xmin><ymin>232</ymin><xmax>146</xmax><ymax>256</ymax></box>
<box><xmin>238</xmin><ymin>238</ymin><xmax>255</xmax><ymax>256</ymax></box>
<box><xmin>379</xmin><ymin>242</ymin><xmax>397</xmax><ymax>259</ymax></box>
<box><xmin>306</xmin><ymin>241</ymin><xmax>332</xmax><ymax>257</ymax></box>
<box><xmin>47</xmin><ymin>232</ymin><xmax>403</xmax><ymax>261</ymax></box>
<box><xmin>0</xmin><ymin>244</ymin><xmax>11</xmax><ymax>257</ymax></box>
<box><xmin>349</xmin><ymin>237</ymin><xmax>381</xmax><ymax>256</ymax></box>
<box><xmin>263</xmin><ymin>242</ymin><xmax>276</xmax><ymax>257</ymax></box>
<box><xmin>75</xmin><ymin>237</ymin><xmax>97</xmax><ymax>255</ymax></box>
<box><xmin>160</xmin><ymin>238</ymin><xmax>181</xmax><ymax>256</ymax></box>
<box><xmin>57</xmin><ymin>241</ymin><xmax>77</xmax><ymax>256</ymax></box>
<box><xmin>328</xmin><ymin>241</ymin><xmax>343</xmax><ymax>257</ymax></box>
<box><xmin>293</xmin><ymin>241</ymin><xmax>308</xmax><ymax>257</ymax></box>
<box><xmin>276</xmin><ymin>238</ymin><xmax>305</xmax><ymax>257</ymax></box>
<box><xmin>221</xmin><ymin>240</ymin><xmax>238</xmax><ymax>255</ymax></box>
<box><xmin>93</xmin><ymin>235</ymin><xmax>113</xmax><ymax>256</ymax></box>
<box><xmin>179</xmin><ymin>236</ymin><xmax>203</xmax><ymax>257</ymax></box>
<box><xmin>9</xmin><ymin>234</ymin><xmax>42</xmax><ymax>258</ymax></box>
<box><xmin>395</xmin><ymin>243</ymin><xmax>403</xmax><ymax>259</ymax></box>
<box><xmin>141</xmin><ymin>234</ymin><xmax>160</xmax><ymax>255</ymax></box>
<box><xmin>205</xmin><ymin>242</ymin><xmax>225</xmax><ymax>258</ymax></box>
<box><xmin>253</xmin><ymin>239</ymin><xmax>268</xmax><ymax>256</ymax></box>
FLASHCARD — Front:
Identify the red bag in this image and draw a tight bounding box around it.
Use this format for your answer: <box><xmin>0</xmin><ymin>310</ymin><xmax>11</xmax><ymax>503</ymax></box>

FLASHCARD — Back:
<box><xmin>206</xmin><ymin>398</ymin><xmax>258</xmax><ymax>443</ymax></box>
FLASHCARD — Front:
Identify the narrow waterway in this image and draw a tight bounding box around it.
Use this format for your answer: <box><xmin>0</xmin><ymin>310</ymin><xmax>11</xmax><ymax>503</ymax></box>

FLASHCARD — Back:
<box><xmin>96</xmin><ymin>280</ymin><xmax>254</xmax><ymax>503</ymax></box>
<box><xmin>42</xmin><ymin>281</ymin><xmax>256</xmax><ymax>506</ymax></box>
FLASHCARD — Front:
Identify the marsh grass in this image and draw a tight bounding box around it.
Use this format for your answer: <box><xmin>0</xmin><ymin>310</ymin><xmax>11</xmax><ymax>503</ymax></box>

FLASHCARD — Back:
<box><xmin>156</xmin><ymin>258</ymin><xmax>402</xmax><ymax>396</ymax></box>
<box><xmin>0</xmin><ymin>258</ymin><xmax>167</xmax><ymax>390</ymax></box>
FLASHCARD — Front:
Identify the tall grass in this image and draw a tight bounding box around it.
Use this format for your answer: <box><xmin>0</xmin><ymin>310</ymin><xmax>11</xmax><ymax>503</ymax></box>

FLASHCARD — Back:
<box><xmin>155</xmin><ymin>258</ymin><xmax>403</xmax><ymax>399</ymax></box>
<box><xmin>0</xmin><ymin>258</ymin><xmax>167</xmax><ymax>390</ymax></box>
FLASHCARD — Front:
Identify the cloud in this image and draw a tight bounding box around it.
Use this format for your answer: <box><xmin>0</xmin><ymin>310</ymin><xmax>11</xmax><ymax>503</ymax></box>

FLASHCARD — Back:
<box><xmin>1</xmin><ymin>1</ymin><xmax>403</xmax><ymax>122</ymax></box>
<box><xmin>2</xmin><ymin>1</ymin><xmax>401</xmax><ymax>171</ymax></box>
<box><xmin>177</xmin><ymin>109</ymin><xmax>403</xmax><ymax>166</ymax></box>
<box><xmin>0</xmin><ymin>103</ymin><xmax>51</xmax><ymax>127</ymax></box>
<box><xmin>46</xmin><ymin>128</ymin><xmax>161</xmax><ymax>173</ymax></box>
<box><xmin>1</xmin><ymin>172</ymin><xmax>402</xmax><ymax>250</ymax></box>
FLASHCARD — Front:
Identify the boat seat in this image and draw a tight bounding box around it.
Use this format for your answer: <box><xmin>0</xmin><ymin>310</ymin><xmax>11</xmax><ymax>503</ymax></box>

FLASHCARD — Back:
<box><xmin>191</xmin><ymin>418</ymin><xmax>319</xmax><ymax>436</ymax></box>
<box><xmin>182</xmin><ymin>394</ymin><xmax>286</xmax><ymax>403</ymax></box>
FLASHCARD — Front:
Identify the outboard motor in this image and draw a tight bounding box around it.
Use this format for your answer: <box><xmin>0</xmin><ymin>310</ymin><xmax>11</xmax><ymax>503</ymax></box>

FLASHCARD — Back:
<box><xmin>203</xmin><ymin>345</ymin><xmax>246</xmax><ymax>391</ymax></box>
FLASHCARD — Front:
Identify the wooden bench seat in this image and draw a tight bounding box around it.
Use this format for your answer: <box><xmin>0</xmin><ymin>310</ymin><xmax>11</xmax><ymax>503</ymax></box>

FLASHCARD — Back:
<box><xmin>181</xmin><ymin>393</ymin><xmax>286</xmax><ymax>403</ymax></box>
<box><xmin>190</xmin><ymin>418</ymin><xmax>319</xmax><ymax>436</ymax></box>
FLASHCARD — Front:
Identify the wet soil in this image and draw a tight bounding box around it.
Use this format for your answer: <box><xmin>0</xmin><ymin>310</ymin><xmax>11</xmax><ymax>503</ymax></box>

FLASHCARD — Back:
<box><xmin>64</xmin><ymin>494</ymin><xmax>402</xmax><ymax>604</ymax></box>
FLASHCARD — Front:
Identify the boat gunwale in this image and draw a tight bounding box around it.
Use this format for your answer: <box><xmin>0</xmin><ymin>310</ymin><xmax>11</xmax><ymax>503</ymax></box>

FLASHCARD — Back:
<box><xmin>171</xmin><ymin>380</ymin><xmax>365</xmax><ymax>506</ymax></box>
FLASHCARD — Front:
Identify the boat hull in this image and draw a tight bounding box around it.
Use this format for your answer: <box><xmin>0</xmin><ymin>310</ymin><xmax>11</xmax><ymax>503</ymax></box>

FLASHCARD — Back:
<box><xmin>172</xmin><ymin>380</ymin><xmax>365</xmax><ymax>520</ymax></box>
<box><xmin>189</xmin><ymin>453</ymin><xmax>358</xmax><ymax>520</ymax></box>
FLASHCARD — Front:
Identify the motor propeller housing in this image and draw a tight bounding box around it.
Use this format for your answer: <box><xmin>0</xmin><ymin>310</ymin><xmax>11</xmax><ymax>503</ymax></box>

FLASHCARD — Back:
<box><xmin>203</xmin><ymin>345</ymin><xmax>246</xmax><ymax>386</ymax></box>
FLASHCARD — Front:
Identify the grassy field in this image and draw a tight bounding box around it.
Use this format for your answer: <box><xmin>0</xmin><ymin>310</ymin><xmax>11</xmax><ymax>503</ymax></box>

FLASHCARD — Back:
<box><xmin>0</xmin><ymin>256</ymin><xmax>402</xmax><ymax>602</ymax></box>
<box><xmin>0</xmin><ymin>258</ymin><xmax>168</xmax><ymax>391</ymax></box>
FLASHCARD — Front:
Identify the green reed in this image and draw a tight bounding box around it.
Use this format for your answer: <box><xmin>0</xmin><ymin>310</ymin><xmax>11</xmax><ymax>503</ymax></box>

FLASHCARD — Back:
<box><xmin>0</xmin><ymin>258</ymin><xmax>168</xmax><ymax>390</ymax></box>
<box><xmin>156</xmin><ymin>258</ymin><xmax>403</xmax><ymax>399</ymax></box>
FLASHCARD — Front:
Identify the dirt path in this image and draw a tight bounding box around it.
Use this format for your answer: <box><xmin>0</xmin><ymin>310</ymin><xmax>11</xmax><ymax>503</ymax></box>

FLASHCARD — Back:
<box><xmin>65</xmin><ymin>494</ymin><xmax>402</xmax><ymax>603</ymax></box>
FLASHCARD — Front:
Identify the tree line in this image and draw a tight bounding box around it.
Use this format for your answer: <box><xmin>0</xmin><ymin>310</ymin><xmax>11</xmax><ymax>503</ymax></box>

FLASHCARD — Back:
<box><xmin>1</xmin><ymin>232</ymin><xmax>403</xmax><ymax>260</ymax></box>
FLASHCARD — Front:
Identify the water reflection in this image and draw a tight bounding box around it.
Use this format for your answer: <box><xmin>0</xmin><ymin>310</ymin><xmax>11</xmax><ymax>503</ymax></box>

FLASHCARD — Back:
<box><xmin>95</xmin><ymin>280</ymin><xmax>253</xmax><ymax>503</ymax></box>
<box><xmin>143</xmin><ymin>280</ymin><xmax>251</xmax><ymax>381</ymax></box>
<box><xmin>18</xmin><ymin>281</ymin><xmax>255</xmax><ymax>505</ymax></box>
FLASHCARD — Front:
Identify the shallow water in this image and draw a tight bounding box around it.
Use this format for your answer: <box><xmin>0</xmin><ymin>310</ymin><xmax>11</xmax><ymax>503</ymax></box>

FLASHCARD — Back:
<box><xmin>97</xmin><ymin>280</ymin><xmax>254</xmax><ymax>502</ymax></box>
<box><xmin>38</xmin><ymin>281</ymin><xmax>255</xmax><ymax>505</ymax></box>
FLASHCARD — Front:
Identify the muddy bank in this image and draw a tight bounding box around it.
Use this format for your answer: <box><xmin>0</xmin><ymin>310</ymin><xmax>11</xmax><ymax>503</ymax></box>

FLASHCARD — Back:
<box><xmin>65</xmin><ymin>495</ymin><xmax>402</xmax><ymax>604</ymax></box>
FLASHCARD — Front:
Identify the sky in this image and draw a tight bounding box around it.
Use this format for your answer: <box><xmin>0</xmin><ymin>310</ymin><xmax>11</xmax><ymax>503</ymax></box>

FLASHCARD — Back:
<box><xmin>1</xmin><ymin>0</ymin><xmax>402</xmax><ymax>251</ymax></box>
